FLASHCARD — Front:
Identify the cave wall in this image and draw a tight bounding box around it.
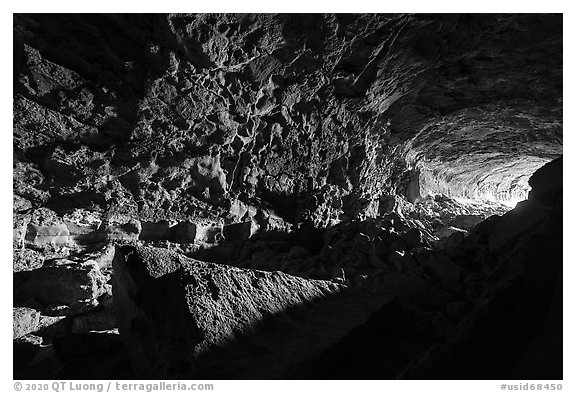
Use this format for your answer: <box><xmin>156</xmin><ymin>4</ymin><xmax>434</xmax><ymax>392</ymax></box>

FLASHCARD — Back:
<box><xmin>14</xmin><ymin>14</ymin><xmax>562</xmax><ymax>228</ymax></box>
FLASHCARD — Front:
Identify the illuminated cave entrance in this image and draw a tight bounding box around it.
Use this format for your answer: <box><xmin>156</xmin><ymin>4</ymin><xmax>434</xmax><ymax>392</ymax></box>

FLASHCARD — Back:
<box><xmin>398</xmin><ymin>103</ymin><xmax>562</xmax><ymax>235</ymax></box>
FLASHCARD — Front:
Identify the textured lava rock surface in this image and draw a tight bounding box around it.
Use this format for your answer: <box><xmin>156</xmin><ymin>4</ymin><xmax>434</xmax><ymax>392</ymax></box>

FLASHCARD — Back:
<box><xmin>14</xmin><ymin>14</ymin><xmax>562</xmax><ymax>227</ymax></box>
<box><xmin>113</xmin><ymin>245</ymin><xmax>392</xmax><ymax>379</ymax></box>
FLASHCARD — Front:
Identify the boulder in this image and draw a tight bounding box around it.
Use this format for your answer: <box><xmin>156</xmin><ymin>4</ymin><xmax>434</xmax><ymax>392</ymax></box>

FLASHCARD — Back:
<box><xmin>13</xmin><ymin>214</ymin><xmax>29</xmax><ymax>248</ymax></box>
<box><xmin>15</xmin><ymin>261</ymin><xmax>107</xmax><ymax>307</ymax></box>
<box><xmin>450</xmin><ymin>215</ymin><xmax>484</xmax><ymax>231</ymax></box>
<box><xmin>194</xmin><ymin>222</ymin><xmax>222</xmax><ymax>243</ymax></box>
<box><xmin>14</xmin><ymin>307</ymin><xmax>40</xmax><ymax>339</ymax></box>
<box><xmin>89</xmin><ymin>244</ymin><xmax>116</xmax><ymax>270</ymax></box>
<box><xmin>433</xmin><ymin>226</ymin><xmax>467</xmax><ymax>239</ymax></box>
<box><xmin>71</xmin><ymin>310</ymin><xmax>117</xmax><ymax>334</ymax></box>
<box><xmin>488</xmin><ymin>201</ymin><xmax>547</xmax><ymax>254</ymax></box>
<box><xmin>25</xmin><ymin>223</ymin><xmax>70</xmax><ymax>247</ymax></box>
<box><xmin>403</xmin><ymin>228</ymin><xmax>424</xmax><ymax>248</ymax></box>
<box><xmin>36</xmin><ymin>315</ymin><xmax>68</xmax><ymax>337</ymax></box>
<box><xmin>470</xmin><ymin>214</ymin><xmax>501</xmax><ymax>240</ymax></box>
<box><xmin>113</xmin><ymin>245</ymin><xmax>391</xmax><ymax>379</ymax></box>
<box><xmin>105</xmin><ymin>219</ymin><xmax>141</xmax><ymax>242</ymax></box>
<box><xmin>13</xmin><ymin>248</ymin><xmax>45</xmax><ymax>272</ymax></box>
<box><xmin>66</xmin><ymin>222</ymin><xmax>106</xmax><ymax>245</ymax></box>
<box><xmin>373</xmin><ymin>273</ymin><xmax>450</xmax><ymax>312</ymax></box>
<box><xmin>528</xmin><ymin>157</ymin><xmax>562</xmax><ymax>206</ymax></box>
<box><xmin>13</xmin><ymin>194</ymin><xmax>33</xmax><ymax>212</ymax></box>
<box><xmin>435</xmin><ymin>231</ymin><xmax>466</xmax><ymax>256</ymax></box>
<box><xmin>222</xmin><ymin>221</ymin><xmax>258</xmax><ymax>241</ymax></box>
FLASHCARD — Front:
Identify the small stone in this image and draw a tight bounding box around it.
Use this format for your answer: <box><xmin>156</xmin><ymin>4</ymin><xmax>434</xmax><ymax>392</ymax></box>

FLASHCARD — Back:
<box><xmin>388</xmin><ymin>250</ymin><xmax>405</xmax><ymax>272</ymax></box>
<box><xmin>36</xmin><ymin>314</ymin><xmax>68</xmax><ymax>336</ymax></box>
<box><xmin>16</xmin><ymin>333</ymin><xmax>43</xmax><ymax>346</ymax></box>
<box><xmin>14</xmin><ymin>307</ymin><xmax>40</xmax><ymax>339</ymax></box>
<box><xmin>13</xmin><ymin>248</ymin><xmax>45</xmax><ymax>272</ymax></box>
<box><xmin>71</xmin><ymin>310</ymin><xmax>117</xmax><ymax>334</ymax></box>
<box><xmin>434</xmin><ymin>226</ymin><xmax>468</xmax><ymax>240</ymax></box>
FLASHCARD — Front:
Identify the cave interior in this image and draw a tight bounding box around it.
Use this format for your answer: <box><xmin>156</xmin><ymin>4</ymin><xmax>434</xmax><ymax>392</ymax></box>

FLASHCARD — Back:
<box><xmin>12</xmin><ymin>13</ymin><xmax>563</xmax><ymax>380</ymax></box>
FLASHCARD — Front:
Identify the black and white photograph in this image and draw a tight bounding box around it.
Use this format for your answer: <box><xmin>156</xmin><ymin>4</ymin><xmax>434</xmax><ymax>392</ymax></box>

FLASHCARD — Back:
<box><xmin>11</xmin><ymin>9</ymin><xmax>565</xmax><ymax>386</ymax></box>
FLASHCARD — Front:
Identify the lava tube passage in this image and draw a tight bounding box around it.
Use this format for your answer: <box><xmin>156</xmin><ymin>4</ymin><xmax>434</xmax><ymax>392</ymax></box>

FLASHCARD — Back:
<box><xmin>402</xmin><ymin>103</ymin><xmax>562</xmax><ymax>212</ymax></box>
<box><xmin>13</xmin><ymin>13</ymin><xmax>562</xmax><ymax>381</ymax></box>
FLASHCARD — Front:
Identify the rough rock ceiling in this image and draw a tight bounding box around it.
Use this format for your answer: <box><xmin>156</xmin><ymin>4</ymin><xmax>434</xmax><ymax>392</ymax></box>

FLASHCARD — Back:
<box><xmin>403</xmin><ymin>101</ymin><xmax>562</xmax><ymax>206</ymax></box>
<box><xmin>14</xmin><ymin>14</ymin><xmax>562</xmax><ymax>227</ymax></box>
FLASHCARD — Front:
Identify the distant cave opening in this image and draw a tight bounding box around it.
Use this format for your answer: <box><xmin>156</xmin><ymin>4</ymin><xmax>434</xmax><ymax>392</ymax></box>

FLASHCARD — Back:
<box><xmin>407</xmin><ymin>155</ymin><xmax>552</xmax><ymax>210</ymax></box>
<box><xmin>393</xmin><ymin>104</ymin><xmax>563</xmax><ymax>236</ymax></box>
<box><xmin>393</xmin><ymin>151</ymin><xmax>562</xmax><ymax>241</ymax></box>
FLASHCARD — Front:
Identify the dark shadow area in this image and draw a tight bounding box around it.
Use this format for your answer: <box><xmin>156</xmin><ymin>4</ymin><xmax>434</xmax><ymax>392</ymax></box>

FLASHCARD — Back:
<box><xmin>308</xmin><ymin>298</ymin><xmax>435</xmax><ymax>379</ymax></box>
<box><xmin>14</xmin><ymin>332</ymin><xmax>135</xmax><ymax>380</ymax></box>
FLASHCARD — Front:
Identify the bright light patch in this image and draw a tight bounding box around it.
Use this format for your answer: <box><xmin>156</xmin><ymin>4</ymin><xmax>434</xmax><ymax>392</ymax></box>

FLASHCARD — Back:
<box><xmin>414</xmin><ymin>155</ymin><xmax>547</xmax><ymax>212</ymax></box>
<box><xmin>501</xmin><ymin>197</ymin><xmax>523</xmax><ymax>209</ymax></box>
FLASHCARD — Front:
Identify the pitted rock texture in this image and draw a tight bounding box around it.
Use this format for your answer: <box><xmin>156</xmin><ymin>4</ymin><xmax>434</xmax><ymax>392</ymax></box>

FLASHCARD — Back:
<box><xmin>13</xmin><ymin>307</ymin><xmax>40</xmax><ymax>340</ymax></box>
<box><xmin>13</xmin><ymin>14</ymin><xmax>562</xmax><ymax>228</ymax></box>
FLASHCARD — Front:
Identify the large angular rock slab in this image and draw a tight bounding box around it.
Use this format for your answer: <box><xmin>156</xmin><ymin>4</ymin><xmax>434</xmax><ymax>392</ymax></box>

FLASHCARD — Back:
<box><xmin>113</xmin><ymin>245</ymin><xmax>391</xmax><ymax>379</ymax></box>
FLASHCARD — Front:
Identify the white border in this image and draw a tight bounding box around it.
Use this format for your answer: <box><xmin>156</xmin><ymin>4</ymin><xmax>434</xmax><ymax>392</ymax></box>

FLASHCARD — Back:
<box><xmin>3</xmin><ymin>4</ymin><xmax>571</xmax><ymax>392</ymax></box>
